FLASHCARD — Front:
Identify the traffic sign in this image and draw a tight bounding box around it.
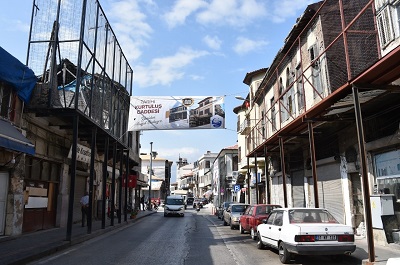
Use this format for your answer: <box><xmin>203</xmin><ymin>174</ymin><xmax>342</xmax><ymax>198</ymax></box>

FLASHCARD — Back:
<box><xmin>233</xmin><ymin>184</ymin><xmax>240</xmax><ymax>192</ymax></box>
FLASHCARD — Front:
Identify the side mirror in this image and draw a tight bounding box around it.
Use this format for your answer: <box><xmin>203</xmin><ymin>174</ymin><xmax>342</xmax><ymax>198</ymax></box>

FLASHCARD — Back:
<box><xmin>262</xmin><ymin>219</ymin><xmax>268</xmax><ymax>224</ymax></box>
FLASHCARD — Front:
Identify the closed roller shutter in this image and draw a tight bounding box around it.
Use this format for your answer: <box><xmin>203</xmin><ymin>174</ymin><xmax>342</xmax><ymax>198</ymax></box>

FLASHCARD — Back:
<box><xmin>291</xmin><ymin>170</ymin><xmax>305</xmax><ymax>207</ymax></box>
<box><xmin>317</xmin><ymin>163</ymin><xmax>344</xmax><ymax>223</ymax></box>
<box><xmin>271</xmin><ymin>175</ymin><xmax>284</xmax><ymax>206</ymax></box>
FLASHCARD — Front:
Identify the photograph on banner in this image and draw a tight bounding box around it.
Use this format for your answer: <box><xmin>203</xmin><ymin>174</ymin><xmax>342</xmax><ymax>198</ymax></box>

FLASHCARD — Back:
<box><xmin>128</xmin><ymin>96</ymin><xmax>225</xmax><ymax>131</ymax></box>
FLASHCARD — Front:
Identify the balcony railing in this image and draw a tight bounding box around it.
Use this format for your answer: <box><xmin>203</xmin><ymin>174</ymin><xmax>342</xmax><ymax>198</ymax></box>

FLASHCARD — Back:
<box><xmin>238</xmin><ymin>118</ymin><xmax>251</xmax><ymax>135</ymax></box>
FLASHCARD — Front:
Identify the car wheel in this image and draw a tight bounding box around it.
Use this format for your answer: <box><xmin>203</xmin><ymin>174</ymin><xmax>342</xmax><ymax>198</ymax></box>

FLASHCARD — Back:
<box><xmin>239</xmin><ymin>224</ymin><xmax>244</xmax><ymax>234</ymax></box>
<box><xmin>223</xmin><ymin>219</ymin><xmax>228</xmax><ymax>226</ymax></box>
<box><xmin>256</xmin><ymin>232</ymin><xmax>266</xmax><ymax>250</ymax></box>
<box><xmin>278</xmin><ymin>242</ymin><xmax>292</xmax><ymax>264</ymax></box>
<box><xmin>251</xmin><ymin>228</ymin><xmax>257</xmax><ymax>240</ymax></box>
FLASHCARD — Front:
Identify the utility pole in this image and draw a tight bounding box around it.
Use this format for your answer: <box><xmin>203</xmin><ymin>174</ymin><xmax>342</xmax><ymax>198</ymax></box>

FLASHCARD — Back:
<box><xmin>148</xmin><ymin>142</ymin><xmax>153</xmax><ymax>210</ymax></box>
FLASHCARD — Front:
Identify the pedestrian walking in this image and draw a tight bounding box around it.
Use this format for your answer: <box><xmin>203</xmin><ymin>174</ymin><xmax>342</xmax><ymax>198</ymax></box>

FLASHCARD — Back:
<box><xmin>80</xmin><ymin>192</ymin><xmax>89</xmax><ymax>227</ymax></box>
<box><xmin>140</xmin><ymin>195</ymin><xmax>145</xmax><ymax>211</ymax></box>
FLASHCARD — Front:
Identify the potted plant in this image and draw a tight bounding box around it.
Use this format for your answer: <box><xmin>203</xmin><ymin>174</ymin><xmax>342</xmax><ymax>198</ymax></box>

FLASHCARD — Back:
<box><xmin>130</xmin><ymin>208</ymin><xmax>139</xmax><ymax>219</ymax></box>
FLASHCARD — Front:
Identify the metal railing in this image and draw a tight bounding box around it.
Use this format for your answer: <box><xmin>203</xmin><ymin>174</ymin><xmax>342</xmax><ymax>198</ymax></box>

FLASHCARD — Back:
<box><xmin>26</xmin><ymin>0</ymin><xmax>132</xmax><ymax>145</ymax></box>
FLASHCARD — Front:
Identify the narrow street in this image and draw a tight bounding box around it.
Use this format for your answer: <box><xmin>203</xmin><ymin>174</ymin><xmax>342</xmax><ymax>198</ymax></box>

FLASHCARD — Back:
<box><xmin>27</xmin><ymin>205</ymin><xmax>373</xmax><ymax>265</ymax></box>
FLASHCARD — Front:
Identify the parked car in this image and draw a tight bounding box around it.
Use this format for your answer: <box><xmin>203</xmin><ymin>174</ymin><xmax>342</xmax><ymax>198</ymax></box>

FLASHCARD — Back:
<box><xmin>239</xmin><ymin>204</ymin><xmax>282</xmax><ymax>240</ymax></box>
<box><xmin>257</xmin><ymin>208</ymin><xmax>356</xmax><ymax>264</ymax></box>
<box><xmin>223</xmin><ymin>203</ymin><xmax>249</xmax><ymax>229</ymax></box>
<box><xmin>217</xmin><ymin>201</ymin><xmax>233</xmax><ymax>219</ymax></box>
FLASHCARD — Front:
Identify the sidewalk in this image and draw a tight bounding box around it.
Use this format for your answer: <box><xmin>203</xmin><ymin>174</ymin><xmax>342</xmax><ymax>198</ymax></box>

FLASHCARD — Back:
<box><xmin>354</xmin><ymin>235</ymin><xmax>400</xmax><ymax>265</ymax></box>
<box><xmin>0</xmin><ymin>209</ymin><xmax>156</xmax><ymax>265</ymax></box>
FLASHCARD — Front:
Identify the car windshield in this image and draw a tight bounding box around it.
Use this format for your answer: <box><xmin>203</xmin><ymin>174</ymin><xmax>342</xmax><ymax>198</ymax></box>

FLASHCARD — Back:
<box><xmin>166</xmin><ymin>198</ymin><xmax>184</xmax><ymax>205</ymax></box>
<box><xmin>231</xmin><ymin>205</ymin><xmax>247</xmax><ymax>212</ymax></box>
<box><xmin>258</xmin><ymin>205</ymin><xmax>281</xmax><ymax>214</ymax></box>
<box><xmin>289</xmin><ymin>209</ymin><xmax>339</xmax><ymax>224</ymax></box>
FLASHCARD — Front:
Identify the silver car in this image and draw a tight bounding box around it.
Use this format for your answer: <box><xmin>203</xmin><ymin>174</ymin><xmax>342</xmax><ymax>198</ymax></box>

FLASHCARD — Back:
<box><xmin>223</xmin><ymin>203</ymin><xmax>249</xmax><ymax>229</ymax></box>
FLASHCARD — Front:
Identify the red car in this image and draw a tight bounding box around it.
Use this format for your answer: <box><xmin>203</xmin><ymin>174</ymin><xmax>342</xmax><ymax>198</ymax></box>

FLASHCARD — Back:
<box><xmin>239</xmin><ymin>204</ymin><xmax>282</xmax><ymax>240</ymax></box>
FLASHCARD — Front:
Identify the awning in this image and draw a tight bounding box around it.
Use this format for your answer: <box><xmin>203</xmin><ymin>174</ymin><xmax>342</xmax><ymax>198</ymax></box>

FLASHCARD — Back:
<box><xmin>0</xmin><ymin>119</ymin><xmax>35</xmax><ymax>155</ymax></box>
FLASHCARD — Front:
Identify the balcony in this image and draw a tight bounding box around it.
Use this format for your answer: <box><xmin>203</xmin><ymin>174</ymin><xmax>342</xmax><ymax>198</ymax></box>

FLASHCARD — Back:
<box><xmin>238</xmin><ymin>119</ymin><xmax>251</xmax><ymax>135</ymax></box>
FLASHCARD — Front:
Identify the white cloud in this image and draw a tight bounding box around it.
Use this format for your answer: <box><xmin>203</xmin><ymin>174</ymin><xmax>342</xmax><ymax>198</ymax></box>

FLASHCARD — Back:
<box><xmin>163</xmin><ymin>0</ymin><xmax>207</xmax><ymax>28</ymax></box>
<box><xmin>189</xmin><ymin>74</ymin><xmax>204</xmax><ymax>81</ymax></box>
<box><xmin>134</xmin><ymin>47</ymin><xmax>209</xmax><ymax>87</ymax></box>
<box><xmin>196</xmin><ymin>0</ymin><xmax>267</xmax><ymax>28</ymax></box>
<box><xmin>107</xmin><ymin>0</ymin><xmax>154</xmax><ymax>61</ymax></box>
<box><xmin>233</xmin><ymin>37</ymin><xmax>268</xmax><ymax>55</ymax></box>
<box><xmin>203</xmin><ymin>35</ymin><xmax>222</xmax><ymax>50</ymax></box>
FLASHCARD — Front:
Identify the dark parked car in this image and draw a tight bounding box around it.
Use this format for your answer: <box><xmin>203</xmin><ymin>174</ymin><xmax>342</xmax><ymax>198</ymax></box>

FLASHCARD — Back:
<box><xmin>217</xmin><ymin>201</ymin><xmax>233</xmax><ymax>219</ymax></box>
<box><xmin>239</xmin><ymin>204</ymin><xmax>282</xmax><ymax>239</ymax></box>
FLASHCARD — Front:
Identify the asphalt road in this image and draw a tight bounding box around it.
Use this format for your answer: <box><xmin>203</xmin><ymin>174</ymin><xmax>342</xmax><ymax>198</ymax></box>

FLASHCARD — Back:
<box><xmin>28</xmin><ymin>206</ymin><xmax>367</xmax><ymax>265</ymax></box>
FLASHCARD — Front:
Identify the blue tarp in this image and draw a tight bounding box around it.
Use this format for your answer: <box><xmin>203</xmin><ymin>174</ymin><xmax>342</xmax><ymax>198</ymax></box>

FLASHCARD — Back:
<box><xmin>0</xmin><ymin>46</ymin><xmax>37</xmax><ymax>103</ymax></box>
<box><xmin>58</xmin><ymin>74</ymin><xmax>91</xmax><ymax>92</ymax></box>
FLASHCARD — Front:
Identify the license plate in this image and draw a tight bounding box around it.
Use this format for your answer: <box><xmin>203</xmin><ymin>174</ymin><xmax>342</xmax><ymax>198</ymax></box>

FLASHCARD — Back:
<box><xmin>315</xmin><ymin>235</ymin><xmax>337</xmax><ymax>241</ymax></box>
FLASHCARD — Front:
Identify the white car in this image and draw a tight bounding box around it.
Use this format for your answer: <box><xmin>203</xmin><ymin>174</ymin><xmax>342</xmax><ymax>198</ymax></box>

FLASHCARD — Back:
<box><xmin>256</xmin><ymin>208</ymin><xmax>356</xmax><ymax>264</ymax></box>
<box><xmin>164</xmin><ymin>195</ymin><xmax>185</xmax><ymax>217</ymax></box>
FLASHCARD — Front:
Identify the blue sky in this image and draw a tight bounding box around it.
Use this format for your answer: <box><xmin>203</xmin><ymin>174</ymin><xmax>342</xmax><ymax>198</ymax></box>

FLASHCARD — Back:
<box><xmin>0</xmin><ymin>0</ymin><xmax>315</xmax><ymax>182</ymax></box>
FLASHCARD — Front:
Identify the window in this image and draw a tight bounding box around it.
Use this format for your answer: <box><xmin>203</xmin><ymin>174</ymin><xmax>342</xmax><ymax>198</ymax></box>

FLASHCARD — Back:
<box><xmin>377</xmin><ymin>5</ymin><xmax>395</xmax><ymax>47</ymax></box>
<box><xmin>261</xmin><ymin>110</ymin><xmax>265</xmax><ymax>139</ymax></box>
<box><xmin>233</xmin><ymin>155</ymin><xmax>238</xmax><ymax>171</ymax></box>
<box><xmin>296</xmin><ymin>64</ymin><xmax>304</xmax><ymax>110</ymax></box>
<box><xmin>288</xmin><ymin>95</ymin><xmax>293</xmax><ymax>116</ymax></box>
<box><xmin>267</xmin><ymin>212</ymin><xmax>276</xmax><ymax>225</ymax></box>
<box><xmin>25</xmin><ymin>157</ymin><xmax>61</xmax><ymax>182</ymax></box>
<box><xmin>205</xmin><ymin>160</ymin><xmax>210</xmax><ymax>168</ymax></box>
<box><xmin>270</xmin><ymin>97</ymin><xmax>276</xmax><ymax>131</ymax></box>
<box><xmin>273</xmin><ymin>212</ymin><xmax>283</xmax><ymax>226</ymax></box>
<box><xmin>309</xmin><ymin>44</ymin><xmax>323</xmax><ymax>98</ymax></box>
<box><xmin>286</xmin><ymin>67</ymin><xmax>290</xmax><ymax>87</ymax></box>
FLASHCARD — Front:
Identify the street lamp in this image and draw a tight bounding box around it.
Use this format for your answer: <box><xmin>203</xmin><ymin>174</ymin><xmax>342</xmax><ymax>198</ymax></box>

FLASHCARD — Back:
<box><xmin>235</xmin><ymin>95</ymin><xmax>250</xmax><ymax>109</ymax></box>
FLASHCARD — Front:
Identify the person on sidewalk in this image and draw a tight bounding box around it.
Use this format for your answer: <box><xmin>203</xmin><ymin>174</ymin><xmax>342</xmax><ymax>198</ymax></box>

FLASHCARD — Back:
<box><xmin>80</xmin><ymin>192</ymin><xmax>89</xmax><ymax>227</ymax></box>
<box><xmin>140</xmin><ymin>195</ymin><xmax>145</xmax><ymax>210</ymax></box>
